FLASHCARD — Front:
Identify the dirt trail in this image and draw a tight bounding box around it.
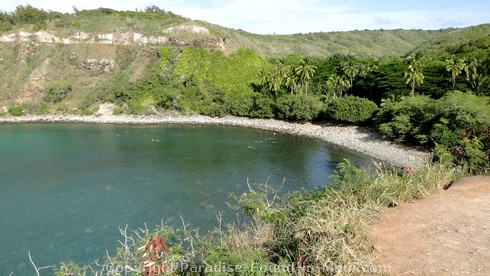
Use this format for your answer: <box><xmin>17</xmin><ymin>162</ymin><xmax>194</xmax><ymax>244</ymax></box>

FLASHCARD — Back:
<box><xmin>370</xmin><ymin>176</ymin><xmax>490</xmax><ymax>275</ymax></box>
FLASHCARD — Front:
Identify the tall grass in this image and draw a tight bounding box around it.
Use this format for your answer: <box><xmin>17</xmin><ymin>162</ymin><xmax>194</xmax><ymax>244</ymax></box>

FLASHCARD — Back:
<box><xmin>52</xmin><ymin>162</ymin><xmax>460</xmax><ymax>275</ymax></box>
<box><xmin>281</xmin><ymin>161</ymin><xmax>460</xmax><ymax>275</ymax></box>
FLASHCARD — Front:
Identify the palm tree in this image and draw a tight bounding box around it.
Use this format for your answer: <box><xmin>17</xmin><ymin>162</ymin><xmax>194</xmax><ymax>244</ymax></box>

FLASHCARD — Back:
<box><xmin>381</xmin><ymin>93</ymin><xmax>406</xmax><ymax>107</ymax></box>
<box><xmin>274</xmin><ymin>58</ymin><xmax>299</xmax><ymax>94</ymax></box>
<box><xmin>359</xmin><ymin>63</ymin><xmax>378</xmax><ymax>76</ymax></box>
<box><xmin>470</xmin><ymin>74</ymin><xmax>490</xmax><ymax>95</ymax></box>
<box><xmin>257</xmin><ymin>69</ymin><xmax>281</xmax><ymax>97</ymax></box>
<box><xmin>268</xmin><ymin>74</ymin><xmax>282</xmax><ymax>97</ymax></box>
<box><xmin>461</xmin><ymin>58</ymin><xmax>490</xmax><ymax>94</ymax></box>
<box><xmin>403</xmin><ymin>54</ymin><xmax>424</xmax><ymax>97</ymax></box>
<box><xmin>276</xmin><ymin>58</ymin><xmax>291</xmax><ymax>79</ymax></box>
<box><xmin>257</xmin><ymin>69</ymin><xmax>269</xmax><ymax>87</ymax></box>
<box><xmin>341</xmin><ymin>61</ymin><xmax>360</xmax><ymax>88</ymax></box>
<box><xmin>463</xmin><ymin>58</ymin><xmax>479</xmax><ymax>82</ymax></box>
<box><xmin>404</xmin><ymin>64</ymin><xmax>424</xmax><ymax>97</ymax></box>
<box><xmin>326</xmin><ymin>74</ymin><xmax>350</xmax><ymax>98</ymax></box>
<box><xmin>284</xmin><ymin>68</ymin><xmax>298</xmax><ymax>94</ymax></box>
<box><xmin>445</xmin><ymin>56</ymin><xmax>466</xmax><ymax>88</ymax></box>
<box><xmin>295</xmin><ymin>57</ymin><xmax>317</xmax><ymax>95</ymax></box>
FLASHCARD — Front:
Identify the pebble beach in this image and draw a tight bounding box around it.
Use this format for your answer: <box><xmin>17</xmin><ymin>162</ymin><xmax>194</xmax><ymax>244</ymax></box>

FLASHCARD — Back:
<box><xmin>0</xmin><ymin>113</ymin><xmax>431</xmax><ymax>169</ymax></box>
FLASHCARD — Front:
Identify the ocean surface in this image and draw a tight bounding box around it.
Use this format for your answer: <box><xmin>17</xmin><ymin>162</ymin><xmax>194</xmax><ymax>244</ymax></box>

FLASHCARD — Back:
<box><xmin>0</xmin><ymin>123</ymin><xmax>374</xmax><ymax>273</ymax></box>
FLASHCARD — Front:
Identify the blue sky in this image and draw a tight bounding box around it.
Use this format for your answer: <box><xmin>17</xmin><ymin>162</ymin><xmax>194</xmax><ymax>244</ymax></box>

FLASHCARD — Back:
<box><xmin>2</xmin><ymin>0</ymin><xmax>489</xmax><ymax>34</ymax></box>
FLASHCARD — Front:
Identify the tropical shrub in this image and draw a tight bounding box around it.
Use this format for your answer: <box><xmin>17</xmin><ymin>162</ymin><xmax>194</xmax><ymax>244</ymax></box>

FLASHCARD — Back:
<box><xmin>112</xmin><ymin>106</ymin><xmax>124</xmax><ymax>115</ymax></box>
<box><xmin>224</xmin><ymin>93</ymin><xmax>254</xmax><ymax>117</ymax></box>
<box><xmin>43</xmin><ymin>80</ymin><xmax>72</xmax><ymax>103</ymax></box>
<box><xmin>249</xmin><ymin>94</ymin><xmax>275</xmax><ymax>118</ymax></box>
<box><xmin>127</xmin><ymin>98</ymin><xmax>149</xmax><ymax>114</ymax></box>
<box><xmin>8</xmin><ymin>106</ymin><xmax>22</xmax><ymax>116</ymax></box>
<box><xmin>327</xmin><ymin>96</ymin><xmax>379</xmax><ymax>124</ymax></box>
<box><xmin>199</xmin><ymin>102</ymin><xmax>227</xmax><ymax>117</ymax></box>
<box><xmin>173</xmin><ymin>47</ymin><xmax>266</xmax><ymax>97</ymax></box>
<box><xmin>431</xmin><ymin>92</ymin><xmax>490</xmax><ymax>173</ymax></box>
<box><xmin>21</xmin><ymin>102</ymin><xmax>50</xmax><ymax>114</ymax></box>
<box><xmin>441</xmin><ymin>91</ymin><xmax>490</xmax><ymax>122</ymax></box>
<box><xmin>79</xmin><ymin>107</ymin><xmax>97</xmax><ymax>115</ymax></box>
<box><xmin>178</xmin><ymin>80</ymin><xmax>226</xmax><ymax>117</ymax></box>
<box><xmin>375</xmin><ymin>95</ymin><xmax>439</xmax><ymax>144</ymax></box>
<box><xmin>0</xmin><ymin>12</ymin><xmax>13</xmax><ymax>32</ymax></box>
<box><xmin>275</xmin><ymin>94</ymin><xmax>322</xmax><ymax>122</ymax></box>
<box><xmin>376</xmin><ymin>91</ymin><xmax>490</xmax><ymax>172</ymax></box>
<box><xmin>11</xmin><ymin>5</ymin><xmax>48</xmax><ymax>25</ymax></box>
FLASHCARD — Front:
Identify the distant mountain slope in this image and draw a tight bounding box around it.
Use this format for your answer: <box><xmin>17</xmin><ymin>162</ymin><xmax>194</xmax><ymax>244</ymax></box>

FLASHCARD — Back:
<box><xmin>206</xmin><ymin>24</ymin><xmax>449</xmax><ymax>57</ymax></box>
<box><xmin>0</xmin><ymin>7</ymin><xmax>454</xmax><ymax>58</ymax></box>
<box><xmin>409</xmin><ymin>24</ymin><xmax>490</xmax><ymax>58</ymax></box>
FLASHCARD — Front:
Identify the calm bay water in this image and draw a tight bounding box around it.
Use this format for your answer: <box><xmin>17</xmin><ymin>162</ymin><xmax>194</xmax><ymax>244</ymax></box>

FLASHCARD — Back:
<box><xmin>0</xmin><ymin>123</ymin><xmax>373</xmax><ymax>273</ymax></box>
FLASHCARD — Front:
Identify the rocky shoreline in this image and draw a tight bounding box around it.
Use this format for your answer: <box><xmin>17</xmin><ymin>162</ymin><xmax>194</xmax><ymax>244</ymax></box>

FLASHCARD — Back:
<box><xmin>0</xmin><ymin>114</ymin><xmax>431</xmax><ymax>169</ymax></box>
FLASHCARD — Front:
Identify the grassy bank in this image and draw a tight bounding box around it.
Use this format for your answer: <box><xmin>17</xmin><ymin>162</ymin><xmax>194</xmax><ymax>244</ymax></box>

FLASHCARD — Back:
<box><xmin>52</xmin><ymin>161</ymin><xmax>460</xmax><ymax>275</ymax></box>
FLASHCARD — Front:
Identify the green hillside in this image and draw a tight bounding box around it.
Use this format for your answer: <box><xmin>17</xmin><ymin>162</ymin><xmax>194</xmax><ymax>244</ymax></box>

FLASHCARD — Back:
<box><xmin>0</xmin><ymin>5</ymin><xmax>488</xmax><ymax>111</ymax></box>
<box><xmin>209</xmin><ymin>26</ymin><xmax>447</xmax><ymax>58</ymax></box>
<box><xmin>410</xmin><ymin>24</ymin><xmax>490</xmax><ymax>58</ymax></box>
<box><xmin>1</xmin><ymin>5</ymin><xmax>450</xmax><ymax>58</ymax></box>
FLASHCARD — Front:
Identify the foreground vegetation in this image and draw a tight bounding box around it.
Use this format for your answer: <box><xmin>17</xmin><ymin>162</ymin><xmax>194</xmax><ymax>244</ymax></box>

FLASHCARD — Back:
<box><xmin>51</xmin><ymin>161</ymin><xmax>460</xmax><ymax>275</ymax></box>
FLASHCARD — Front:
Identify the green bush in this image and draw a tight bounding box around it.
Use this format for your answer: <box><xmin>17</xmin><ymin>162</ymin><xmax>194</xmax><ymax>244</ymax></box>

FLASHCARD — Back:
<box><xmin>199</xmin><ymin>102</ymin><xmax>227</xmax><ymax>117</ymax></box>
<box><xmin>375</xmin><ymin>96</ymin><xmax>439</xmax><ymax>144</ymax></box>
<box><xmin>80</xmin><ymin>107</ymin><xmax>97</xmax><ymax>115</ymax></box>
<box><xmin>33</xmin><ymin>21</ymin><xmax>47</xmax><ymax>31</ymax></box>
<box><xmin>12</xmin><ymin>5</ymin><xmax>47</xmax><ymax>25</ymax></box>
<box><xmin>43</xmin><ymin>80</ymin><xmax>72</xmax><ymax>103</ymax></box>
<box><xmin>441</xmin><ymin>91</ymin><xmax>490</xmax><ymax>122</ymax></box>
<box><xmin>275</xmin><ymin>94</ymin><xmax>322</xmax><ymax>122</ymax></box>
<box><xmin>433</xmin><ymin>92</ymin><xmax>490</xmax><ymax>173</ymax></box>
<box><xmin>0</xmin><ymin>14</ymin><xmax>12</xmax><ymax>32</ymax></box>
<box><xmin>376</xmin><ymin>92</ymin><xmax>489</xmax><ymax>172</ymax></box>
<box><xmin>127</xmin><ymin>99</ymin><xmax>148</xmax><ymax>114</ymax></box>
<box><xmin>158</xmin><ymin>46</ymin><xmax>178</xmax><ymax>68</ymax></box>
<box><xmin>21</xmin><ymin>102</ymin><xmax>50</xmax><ymax>114</ymax></box>
<box><xmin>250</xmin><ymin>94</ymin><xmax>275</xmax><ymax>118</ymax></box>
<box><xmin>112</xmin><ymin>106</ymin><xmax>124</xmax><ymax>115</ymax></box>
<box><xmin>173</xmin><ymin>47</ymin><xmax>266</xmax><ymax>97</ymax></box>
<box><xmin>378</xmin><ymin>114</ymin><xmax>412</xmax><ymax>143</ymax></box>
<box><xmin>430</xmin><ymin>107</ymin><xmax>478</xmax><ymax>147</ymax></box>
<box><xmin>56</xmin><ymin>103</ymin><xmax>69</xmax><ymax>113</ymax></box>
<box><xmin>154</xmin><ymin>87</ymin><xmax>181</xmax><ymax>110</ymax></box>
<box><xmin>327</xmin><ymin>96</ymin><xmax>379</xmax><ymax>124</ymax></box>
<box><xmin>377</xmin><ymin>92</ymin><xmax>490</xmax><ymax>147</ymax></box>
<box><xmin>8</xmin><ymin>106</ymin><xmax>23</xmax><ymax>116</ymax></box>
<box><xmin>224</xmin><ymin>93</ymin><xmax>254</xmax><ymax>117</ymax></box>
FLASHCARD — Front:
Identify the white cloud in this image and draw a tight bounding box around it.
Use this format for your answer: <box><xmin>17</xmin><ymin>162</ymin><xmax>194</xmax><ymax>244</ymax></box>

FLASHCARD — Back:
<box><xmin>163</xmin><ymin>0</ymin><xmax>489</xmax><ymax>34</ymax></box>
<box><xmin>169</xmin><ymin>0</ymin><xmax>351</xmax><ymax>34</ymax></box>
<box><xmin>1</xmin><ymin>0</ymin><xmax>488</xmax><ymax>34</ymax></box>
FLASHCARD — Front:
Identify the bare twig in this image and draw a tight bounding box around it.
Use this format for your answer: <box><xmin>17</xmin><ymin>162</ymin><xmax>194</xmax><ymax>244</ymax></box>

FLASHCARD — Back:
<box><xmin>28</xmin><ymin>250</ymin><xmax>40</xmax><ymax>276</ymax></box>
<box><xmin>215</xmin><ymin>211</ymin><xmax>224</xmax><ymax>247</ymax></box>
<box><xmin>118</xmin><ymin>224</ymin><xmax>135</xmax><ymax>259</ymax></box>
<box><xmin>27</xmin><ymin>251</ymin><xmax>54</xmax><ymax>276</ymax></box>
<box><xmin>124</xmin><ymin>265</ymin><xmax>139</xmax><ymax>272</ymax></box>
<box><xmin>180</xmin><ymin>215</ymin><xmax>195</xmax><ymax>253</ymax></box>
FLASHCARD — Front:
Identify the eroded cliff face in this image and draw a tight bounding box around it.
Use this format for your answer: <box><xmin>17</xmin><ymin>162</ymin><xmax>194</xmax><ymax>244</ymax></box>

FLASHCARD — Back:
<box><xmin>0</xmin><ymin>27</ymin><xmax>225</xmax><ymax>50</ymax></box>
<box><xmin>0</xmin><ymin>25</ymin><xmax>228</xmax><ymax>105</ymax></box>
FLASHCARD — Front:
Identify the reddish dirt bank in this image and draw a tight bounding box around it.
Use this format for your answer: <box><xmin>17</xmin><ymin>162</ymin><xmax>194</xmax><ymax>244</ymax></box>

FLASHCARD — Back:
<box><xmin>370</xmin><ymin>176</ymin><xmax>490</xmax><ymax>275</ymax></box>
